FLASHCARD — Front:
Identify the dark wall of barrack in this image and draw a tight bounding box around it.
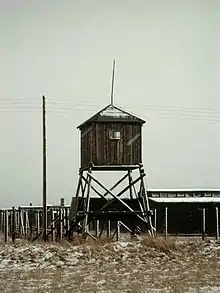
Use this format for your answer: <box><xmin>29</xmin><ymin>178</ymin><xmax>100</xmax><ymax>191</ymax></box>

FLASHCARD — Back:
<box><xmin>79</xmin><ymin>189</ymin><xmax>220</xmax><ymax>235</ymax></box>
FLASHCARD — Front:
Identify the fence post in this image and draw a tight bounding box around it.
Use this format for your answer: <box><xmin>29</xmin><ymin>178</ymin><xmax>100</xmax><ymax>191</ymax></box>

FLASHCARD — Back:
<box><xmin>107</xmin><ymin>220</ymin><xmax>111</xmax><ymax>238</ymax></box>
<box><xmin>36</xmin><ymin>211</ymin><xmax>40</xmax><ymax>235</ymax></box>
<box><xmin>165</xmin><ymin>207</ymin><xmax>168</xmax><ymax>238</ymax></box>
<box><xmin>59</xmin><ymin>209</ymin><xmax>63</xmax><ymax>241</ymax></box>
<box><xmin>29</xmin><ymin>203</ymin><xmax>33</xmax><ymax>237</ymax></box>
<box><xmin>65</xmin><ymin>208</ymin><xmax>70</xmax><ymax>235</ymax></box>
<box><xmin>95</xmin><ymin>220</ymin><xmax>99</xmax><ymax>237</ymax></box>
<box><xmin>116</xmin><ymin>221</ymin><xmax>120</xmax><ymax>241</ymax></box>
<box><xmin>216</xmin><ymin>207</ymin><xmax>219</xmax><ymax>240</ymax></box>
<box><xmin>16</xmin><ymin>209</ymin><xmax>20</xmax><ymax>233</ymax></box>
<box><xmin>0</xmin><ymin>210</ymin><xmax>3</xmax><ymax>233</ymax></box>
<box><xmin>4</xmin><ymin>210</ymin><xmax>8</xmax><ymax>243</ymax></box>
<box><xmin>24</xmin><ymin>211</ymin><xmax>27</xmax><ymax>236</ymax></box>
<box><xmin>19</xmin><ymin>209</ymin><xmax>25</xmax><ymax>235</ymax></box>
<box><xmin>60</xmin><ymin>198</ymin><xmax>65</xmax><ymax>207</ymax></box>
<box><xmin>202</xmin><ymin>208</ymin><xmax>206</xmax><ymax>240</ymax></box>
<box><xmin>154</xmin><ymin>208</ymin><xmax>157</xmax><ymax>233</ymax></box>
<box><xmin>51</xmin><ymin>209</ymin><xmax>55</xmax><ymax>241</ymax></box>
<box><xmin>11</xmin><ymin>207</ymin><xmax>16</xmax><ymax>243</ymax></box>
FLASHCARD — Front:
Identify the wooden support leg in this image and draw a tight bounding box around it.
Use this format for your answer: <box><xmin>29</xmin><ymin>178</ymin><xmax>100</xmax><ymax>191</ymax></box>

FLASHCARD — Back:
<box><xmin>128</xmin><ymin>170</ymin><xmax>133</xmax><ymax>200</ymax></box>
<box><xmin>138</xmin><ymin>165</ymin><xmax>154</xmax><ymax>236</ymax></box>
<box><xmin>82</xmin><ymin>168</ymin><xmax>92</xmax><ymax>235</ymax></box>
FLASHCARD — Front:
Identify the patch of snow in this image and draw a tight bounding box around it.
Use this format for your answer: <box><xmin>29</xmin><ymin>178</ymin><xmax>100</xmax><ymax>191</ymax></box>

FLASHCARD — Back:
<box><xmin>188</xmin><ymin>286</ymin><xmax>220</xmax><ymax>293</ymax></box>
<box><xmin>100</xmin><ymin>105</ymin><xmax>130</xmax><ymax>118</ymax></box>
<box><xmin>0</xmin><ymin>237</ymin><xmax>220</xmax><ymax>292</ymax></box>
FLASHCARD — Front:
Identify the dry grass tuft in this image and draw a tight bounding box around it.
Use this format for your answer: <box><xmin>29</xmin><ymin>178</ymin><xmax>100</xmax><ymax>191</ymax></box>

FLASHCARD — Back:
<box><xmin>68</xmin><ymin>235</ymin><xmax>111</xmax><ymax>246</ymax></box>
<box><xmin>89</xmin><ymin>236</ymin><xmax>112</xmax><ymax>246</ymax></box>
<box><xmin>69</xmin><ymin>235</ymin><xmax>87</xmax><ymax>246</ymax></box>
<box><xmin>141</xmin><ymin>236</ymin><xmax>182</xmax><ymax>253</ymax></box>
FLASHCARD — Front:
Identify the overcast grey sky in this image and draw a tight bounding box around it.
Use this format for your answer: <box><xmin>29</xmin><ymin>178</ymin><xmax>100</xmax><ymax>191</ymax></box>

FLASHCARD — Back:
<box><xmin>0</xmin><ymin>0</ymin><xmax>219</xmax><ymax>208</ymax></box>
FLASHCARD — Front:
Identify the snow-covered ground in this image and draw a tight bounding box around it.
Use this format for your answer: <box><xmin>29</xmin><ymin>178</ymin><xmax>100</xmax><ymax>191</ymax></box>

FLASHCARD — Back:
<box><xmin>0</xmin><ymin>236</ymin><xmax>220</xmax><ymax>292</ymax></box>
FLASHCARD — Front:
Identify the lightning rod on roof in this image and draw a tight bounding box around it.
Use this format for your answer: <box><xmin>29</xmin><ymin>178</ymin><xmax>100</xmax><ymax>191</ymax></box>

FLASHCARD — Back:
<box><xmin>110</xmin><ymin>60</ymin><xmax>116</xmax><ymax>105</ymax></box>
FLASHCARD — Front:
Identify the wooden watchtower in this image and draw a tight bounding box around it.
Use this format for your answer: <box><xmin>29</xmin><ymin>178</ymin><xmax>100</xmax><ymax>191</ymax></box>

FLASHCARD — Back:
<box><xmin>69</xmin><ymin>61</ymin><xmax>154</xmax><ymax>238</ymax></box>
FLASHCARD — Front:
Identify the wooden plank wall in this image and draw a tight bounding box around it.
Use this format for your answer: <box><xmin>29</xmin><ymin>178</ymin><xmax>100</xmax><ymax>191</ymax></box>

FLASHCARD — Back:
<box><xmin>80</xmin><ymin>123</ymin><xmax>142</xmax><ymax>168</ymax></box>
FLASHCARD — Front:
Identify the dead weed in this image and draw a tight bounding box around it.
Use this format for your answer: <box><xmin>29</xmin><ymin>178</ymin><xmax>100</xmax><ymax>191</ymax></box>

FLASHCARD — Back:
<box><xmin>140</xmin><ymin>236</ymin><xmax>182</xmax><ymax>253</ymax></box>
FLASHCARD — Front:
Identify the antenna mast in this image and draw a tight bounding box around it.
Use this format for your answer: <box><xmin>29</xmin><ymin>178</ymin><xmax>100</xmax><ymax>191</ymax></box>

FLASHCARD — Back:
<box><xmin>110</xmin><ymin>60</ymin><xmax>115</xmax><ymax>105</ymax></box>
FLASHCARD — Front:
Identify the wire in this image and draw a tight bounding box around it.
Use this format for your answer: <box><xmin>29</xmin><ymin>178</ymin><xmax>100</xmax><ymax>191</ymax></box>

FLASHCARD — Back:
<box><xmin>0</xmin><ymin>109</ymin><xmax>219</xmax><ymax>124</ymax></box>
<box><xmin>0</xmin><ymin>101</ymin><xmax>219</xmax><ymax>115</ymax></box>
<box><xmin>0</xmin><ymin>98</ymin><xmax>219</xmax><ymax>124</ymax></box>
<box><xmin>0</xmin><ymin>103</ymin><xmax>219</xmax><ymax>117</ymax></box>
<box><xmin>0</xmin><ymin>97</ymin><xmax>219</xmax><ymax>113</ymax></box>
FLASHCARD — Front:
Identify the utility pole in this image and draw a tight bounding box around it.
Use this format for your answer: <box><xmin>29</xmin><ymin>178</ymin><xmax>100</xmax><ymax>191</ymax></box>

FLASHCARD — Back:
<box><xmin>42</xmin><ymin>95</ymin><xmax>47</xmax><ymax>241</ymax></box>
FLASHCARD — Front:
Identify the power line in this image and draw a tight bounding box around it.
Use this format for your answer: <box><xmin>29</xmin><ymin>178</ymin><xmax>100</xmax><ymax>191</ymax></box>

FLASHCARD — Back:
<box><xmin>0</xmin><ymin>108</ymin><xmax>219</xmax><ymax>124</ymax></box>
<box><xmin>0</xmin><ymin>104</ymin><xmax>219</xmax><ymax>117</ymax></box>
<box><xmin>0</xmin><ymin>102</ymin><xmax>219</xmax><ymax>116</ymax></box>
<box><xmin>0</xmin><ymin>98</ymin><xmax>219</xmax><ymax>113</ymax></box>
<box><xmin>0</xmin><ymin>99</ymin><xmax>219</xmax><ymax>124</ymax></box>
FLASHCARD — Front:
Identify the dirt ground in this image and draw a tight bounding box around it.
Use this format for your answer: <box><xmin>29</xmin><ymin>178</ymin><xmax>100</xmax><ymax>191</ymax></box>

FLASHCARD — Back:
<box><xmin>0</xmin><ymin>236</ymin><xmax>220</xmax><ymax>293</ymax></box>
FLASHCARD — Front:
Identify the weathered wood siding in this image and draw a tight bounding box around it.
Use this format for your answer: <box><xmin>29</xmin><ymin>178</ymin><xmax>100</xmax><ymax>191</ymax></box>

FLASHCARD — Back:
<box><xmin>80</xmin><ymin>122</ymin><xmax>142</xmax><ymax>168</ymax></box>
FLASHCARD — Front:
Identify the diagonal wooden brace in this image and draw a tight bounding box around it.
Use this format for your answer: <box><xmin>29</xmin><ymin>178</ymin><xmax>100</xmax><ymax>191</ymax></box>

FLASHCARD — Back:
<box><xmin>99</xmin><ymin>172</ymin><xmax>146</xmax><ymax>212</ymax></box>
<box><xmin>81</xmin><ymin>175</ymin><xmax>109</xmax><ymax>202</ymax></box>
<box><xmin>88</xmin><ymin>173</ymin><xmax>148</xmax><ymax>224</ymax></box>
